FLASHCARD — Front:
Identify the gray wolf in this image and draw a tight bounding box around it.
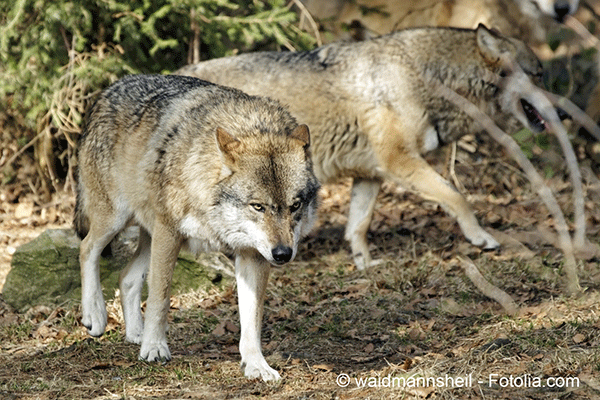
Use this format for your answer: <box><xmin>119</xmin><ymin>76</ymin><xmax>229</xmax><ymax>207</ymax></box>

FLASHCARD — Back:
<box><xmin>300</xmin><ymin>0</ymin><xmax>579</xmax><ymax>51</ymax></box>
<box><xmin>75</xmin><ymin>74</ymin><xmax>319</xmax><ymax>381</ymax></box>
<box><xmin>176</xmin><ymin>25</ymin><xmax>546</xmax><ymax>269</ymax></box>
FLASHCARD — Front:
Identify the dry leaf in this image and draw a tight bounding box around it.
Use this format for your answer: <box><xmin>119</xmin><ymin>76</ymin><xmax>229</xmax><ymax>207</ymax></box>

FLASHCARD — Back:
<box><xmin>408</xmin><ymin>327</ymin><xmax>425</xmax><ymax>341</ymax></box>
<box><xmin>212</xmin><ymin>320</ymin><xmax>238</xmax><ymax>336</ymax></box>
<box><xmin>225</xmin><ymin>345</ymin><xmax>238</xmax><ymax>354</ymax></box>
<box><xmin>404</xmin><ymin>386</ymin><xmax>436</xmax><ymax>398</ymax></box>
<box><xmin>212</xmin><ymin>322</ymin><xmax>226</xmax><ymax>336</ymax></box>
<box><xmin>573</xmin><ymin>333</ymin><xmax>586</xmax><ymax>344</ymax></box>
<box><xmin>440</xmin><ymin>297</ymin><xmax>462</xmax><ymax>316</ymax></box>
<box><xmin>401</xmin><ymin>358</ymin><xmax>413</xmax><ymax>371</ymax></box>
<box><xmin>33</xmin><ymin>325</ymin><xmax>53</xmax><ymax>339</ymax></box>
<box><xmin>312</xmin><ymin>364</ymin><xmax>332</xmax><ymax>372</ymax></box>
<box><xmin>579</xmin><ymin>371</ymin><xmax>600</xmax><ymax>391</ymax></box>
<box><xmin>199</xmin><ymin>297</ymin><xmax>219</xmax><ymax>309</ymax></box>
<box><xmin>224</xmin><ymin>320</ymin><xmax>239</xmax><ymax>333</ymax></box>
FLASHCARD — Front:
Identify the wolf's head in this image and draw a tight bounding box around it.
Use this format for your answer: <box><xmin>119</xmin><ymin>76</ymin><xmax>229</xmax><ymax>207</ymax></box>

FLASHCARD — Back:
<box><xmin>476</xmin><ymin>24</ymin><xmax>550</xmax><ymax>133</ymax></box>
<box><xmin>211</xmin><ymin>123</ymin><xmax>320</xmax><ymax>266</ymax></box>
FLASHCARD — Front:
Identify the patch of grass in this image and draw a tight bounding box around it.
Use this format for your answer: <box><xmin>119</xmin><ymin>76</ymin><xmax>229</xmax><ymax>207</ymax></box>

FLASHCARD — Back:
<box><xmin>0</xmin><ymin>320</ymin><xmax>34</xmax><ymax>343</ymax></box>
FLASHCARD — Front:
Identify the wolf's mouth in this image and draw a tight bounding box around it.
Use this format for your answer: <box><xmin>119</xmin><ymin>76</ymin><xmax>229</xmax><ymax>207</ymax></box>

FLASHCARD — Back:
<box><xmin>520</xmin><ymin>99</ymin><xmax>546</xmax><ymax>132</ymax></box>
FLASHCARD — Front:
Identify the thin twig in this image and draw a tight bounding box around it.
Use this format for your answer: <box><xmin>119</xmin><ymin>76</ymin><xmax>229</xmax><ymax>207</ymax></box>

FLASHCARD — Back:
<box><xmin>449</xmin><ymin>141</ymin><xmax>466</xmax><ymax>193</ymax></box>
<box><xmin>2</xmin><ymin>133</ymin><xmax>42</xmax><ymax>170</ymax></box>
<box><xmin>564</xmin><ymin>15</ymin><xmax>600</xmax><ymax>49</ymax></box>
<box><xmin>542</xmin><ymin>89</ymin><xmax>600</xmax><ymax>141</ymax></box>
<box><xmin>289</xmin><ymin>0</ymin><xmax>323</xmax><ymax>46</ymax></box>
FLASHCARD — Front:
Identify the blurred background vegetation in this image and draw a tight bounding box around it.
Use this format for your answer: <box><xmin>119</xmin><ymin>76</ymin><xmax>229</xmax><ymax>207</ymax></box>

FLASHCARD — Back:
<box><xmin>0</xmin><ymin>0</ymin><xmax>317</xmax><ymax>201</ymax></box>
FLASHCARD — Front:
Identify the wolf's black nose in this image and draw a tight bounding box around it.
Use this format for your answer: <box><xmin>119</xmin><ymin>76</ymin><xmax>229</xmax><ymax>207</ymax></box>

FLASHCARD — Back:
<box><xmin>272</xmin><ymin>246</ymin><xmax>293</xmax><ymax>264</ymax></box>
<box><xmin>554</xmin><ymin>1</ymin><xmax>570</xmax><ymax>22</ymax></box>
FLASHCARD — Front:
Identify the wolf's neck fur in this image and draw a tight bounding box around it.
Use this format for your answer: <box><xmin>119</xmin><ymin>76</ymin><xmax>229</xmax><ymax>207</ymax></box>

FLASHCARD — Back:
<box><xmin>385</xmin><ymin>30</ymin><xmax>501</xmax><ymax>101</ymax></box>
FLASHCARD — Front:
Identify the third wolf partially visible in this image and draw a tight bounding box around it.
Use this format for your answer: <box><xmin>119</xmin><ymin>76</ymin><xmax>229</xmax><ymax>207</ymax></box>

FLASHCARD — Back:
<box><xmin>300</xmin><ymin>0</ymin><xmax>579</xmax><ymax>51</ymax></box>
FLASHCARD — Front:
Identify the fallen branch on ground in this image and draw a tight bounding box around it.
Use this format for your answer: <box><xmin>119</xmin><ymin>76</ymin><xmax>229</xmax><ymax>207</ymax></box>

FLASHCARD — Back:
<box><xmin>459</xmin><ymin>257</ymin><xmax>518</xmax><ymax>315</ymax></box>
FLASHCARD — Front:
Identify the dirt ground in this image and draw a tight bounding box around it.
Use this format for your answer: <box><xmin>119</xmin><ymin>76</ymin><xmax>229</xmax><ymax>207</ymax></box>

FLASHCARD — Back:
<box><xmin>0</xmin><ymin>137</ymin><xmax>599</xmax><ymax>399</ymax></box>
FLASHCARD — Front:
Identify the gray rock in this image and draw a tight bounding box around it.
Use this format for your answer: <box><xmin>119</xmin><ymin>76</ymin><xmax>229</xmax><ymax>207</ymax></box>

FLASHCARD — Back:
<box><xmin>3</xmin><ymin>229</ymin><xmax>233</xmax><ymax>312</ymax></box>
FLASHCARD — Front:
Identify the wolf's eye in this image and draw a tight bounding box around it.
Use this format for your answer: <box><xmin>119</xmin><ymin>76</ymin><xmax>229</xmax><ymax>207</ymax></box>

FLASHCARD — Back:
<box><xmin>290</xmin><ymin>200</ymin><xmax>302</xmax><ymax>213</ymax></box>
<box><xmin>250</xmin><ymin>203</ymin><xmax>265</xmax><ymax>213</ymax></box>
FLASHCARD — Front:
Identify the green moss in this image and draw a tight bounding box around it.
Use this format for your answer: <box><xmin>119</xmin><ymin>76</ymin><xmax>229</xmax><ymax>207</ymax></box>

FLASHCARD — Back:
<box><xmin>3</xmin><ymin>229</ymin><xmax>232</xmax><ymax>312</ymax></box>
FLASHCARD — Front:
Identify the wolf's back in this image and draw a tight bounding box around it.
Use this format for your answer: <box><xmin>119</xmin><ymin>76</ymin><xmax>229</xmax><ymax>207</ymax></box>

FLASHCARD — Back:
<box><xmin>74</xmin><ymin>75</ymin><xmax>215</xmax><ymax>239</ymax></box>
<box><xmin>174</xmin><ymin>43</ymin><xmax>348</xmax><ymax>83</ymax></box>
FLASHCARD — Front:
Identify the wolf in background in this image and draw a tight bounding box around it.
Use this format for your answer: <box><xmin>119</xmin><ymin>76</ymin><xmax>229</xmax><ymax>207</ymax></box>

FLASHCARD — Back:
<box><xmin>177</xmin><ymin>25</ymin><xmax>547</xmax><ymax>269</ymax></box>
<box><xmin>300</xmin><ymin>0</ymin><xmax>579</xmax><ymax>52</ymax></box>
<box><xmin>75</xmin><ymin>74</ymin><xmax>319</xmax><ymax>381</ymax></box>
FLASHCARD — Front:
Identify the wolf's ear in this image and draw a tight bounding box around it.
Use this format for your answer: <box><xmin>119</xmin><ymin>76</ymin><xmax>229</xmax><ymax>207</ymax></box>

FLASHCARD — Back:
<box><xmin>290</xmin><ymin>124</ymin><xmax>310</xmax><ymax>149</ymax></box>
<box><xmin>216</xmin><ymin>127</ymin><xmax>240</xmax><ymax>167</ymax></box>
<box><xmin>476</xmin><ymin>23</ymin><xmax>507</xmax><ymax>64</ymax></box>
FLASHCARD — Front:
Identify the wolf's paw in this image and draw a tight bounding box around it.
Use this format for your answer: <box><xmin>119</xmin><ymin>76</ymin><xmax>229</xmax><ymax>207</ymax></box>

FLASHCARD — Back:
<box><xmin>139</xmin><ymin>341</ymin><xmax>171</xmax><ymax>363</ymax></box>
<box><xmin>241</xmin><ymin>358</ymin><xmax>281</xmax><ymax>381</ymax></box>
<box><xmin>81</xmin><ymin>295</ymin><xmax>107</xmax><ymax>337</ymax></box>
<box><xmin>468</xmin><ymin>230</ymin><xmax>500</xmax><ymax>250</ymax></box>
<box><xmin>352</xmin><ymin>252</ymin><xmax>370</xmax><ymax>271</ymax></box>
<box><xmin>353</xmin><ymin>253</ymin><xmax>386</xmax><ymax>271</ymax></box>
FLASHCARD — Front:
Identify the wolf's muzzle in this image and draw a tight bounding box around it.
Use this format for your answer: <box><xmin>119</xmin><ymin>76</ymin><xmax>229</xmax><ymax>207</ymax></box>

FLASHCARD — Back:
<box><xmin>272</xmin><ymin>245</ymin><xmax>293</xmax><ymax>264</ymax></box>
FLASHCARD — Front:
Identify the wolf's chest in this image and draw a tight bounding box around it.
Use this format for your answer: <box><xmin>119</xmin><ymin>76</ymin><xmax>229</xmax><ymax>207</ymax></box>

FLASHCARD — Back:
<box><xmin>180</xmin><ymin>214</ymin><xmax>226</xmax><ymax>253</ymax></box>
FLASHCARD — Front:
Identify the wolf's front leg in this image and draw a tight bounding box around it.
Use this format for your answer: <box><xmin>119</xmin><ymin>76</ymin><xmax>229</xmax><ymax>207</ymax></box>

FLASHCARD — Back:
<box><xmin>235</xmin><ymin>252</ymin><xmax>280</xmax><ymax>381</ymax></box>
<box><xmin>80</xmin><ymin>223</ymin><xmax>123</xmax><ymax>337</ymax></box>
<box><xmin>139</xmin><ymin>221</ymin><xmax>182</xmax><ymax>362</ymax></box>
<box><xmin>80</xmin><ymin>234</ymin><xmax>108</xmax><ymax>337</ymax></box>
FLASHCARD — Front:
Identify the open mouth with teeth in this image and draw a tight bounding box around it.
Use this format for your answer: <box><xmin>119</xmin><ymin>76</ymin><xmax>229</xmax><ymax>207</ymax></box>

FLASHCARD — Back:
<box><xmin>520</xmin><ymin>99</ymin><xmax>547</xmax><ymax>132</ymax></box>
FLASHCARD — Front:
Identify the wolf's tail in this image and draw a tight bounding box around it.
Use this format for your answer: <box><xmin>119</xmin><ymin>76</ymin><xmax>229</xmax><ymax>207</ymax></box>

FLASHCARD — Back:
<box><xmin>73</xmin><ymin>178</ymin><xmax>89</xmax><ymax>239</ymax></box>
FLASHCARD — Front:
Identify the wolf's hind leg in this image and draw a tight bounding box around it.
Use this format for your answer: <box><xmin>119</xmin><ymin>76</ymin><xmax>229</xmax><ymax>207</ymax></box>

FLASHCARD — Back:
<box><xmin>120</xmin><ymin>227</ymin><xmax>151</xmax><ymax>344</ymax></box>
<box><xmin>387</xmin><ymin>153</ymin><xmax>499</xmax><ymax>250</ymax></box>
<box><xmin>236</xmin><ymin>252</ymin><xmax>280</xmax><ymax>381</ymax></box>
<box><xmin>345</xmin><ymin>178</ymin><xmax>381</xmax><ymax>269</ymax></box>
<box><xmin>80</xmin><ymin>212</ymin><xmax>129</xmax><ymax>337</ymax></box>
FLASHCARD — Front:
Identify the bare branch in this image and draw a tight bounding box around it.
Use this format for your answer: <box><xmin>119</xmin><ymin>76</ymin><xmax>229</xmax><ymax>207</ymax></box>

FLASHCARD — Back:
<box><xmin>542</xmin><ymin>89</ymin><xmax>600</xmax><ymax>142</ymax></box>
<box><xmin>289</xmin><ymin>0</ymin><xmax>323</xmax><ymax>47</ymax></box>
<box><xmin>434</xmin><ymin>77</ymin><xmax>581</xmax><ymax>295</ymax></box>
<box><xmin>509</xmin><ymin>71</ymin><xmax>586</xmax><ymax>252</ymax></box>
